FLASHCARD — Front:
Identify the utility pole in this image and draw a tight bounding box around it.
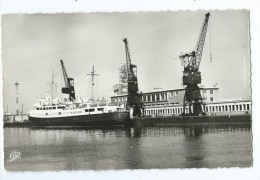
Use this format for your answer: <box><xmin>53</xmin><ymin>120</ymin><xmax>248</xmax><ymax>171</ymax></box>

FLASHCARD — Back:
<box><xmin>21</xmin><ymin>104</ymin><xmax>24</xmax><ymax>121</ymax></box>
<box><xmin>15</xmin><ymin>81</ymin><xmax>19</xmax><ymax>116</ymax></box>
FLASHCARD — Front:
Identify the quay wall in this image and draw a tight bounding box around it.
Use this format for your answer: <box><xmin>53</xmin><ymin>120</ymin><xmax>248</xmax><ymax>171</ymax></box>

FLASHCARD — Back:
<box><xmin>134</xmin><ymin>114</ymin><xmax>251</xmax><ymax>127</ymax></box>
<box><xmin>4</xmin><ymin>121</ymin><xmax>31</xmax><ymax>127</ymax></box>
<box><xmin>3</xmin><ymin>115</ymin><xmax>251</xmax><ymax>128</ymax></box>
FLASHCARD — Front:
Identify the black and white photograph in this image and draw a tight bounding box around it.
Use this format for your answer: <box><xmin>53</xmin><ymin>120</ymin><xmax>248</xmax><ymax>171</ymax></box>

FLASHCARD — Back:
<box><xmin>0</xmin><ymin>1</ymin><xmax>259</xmax><ymax>179</ymax></box>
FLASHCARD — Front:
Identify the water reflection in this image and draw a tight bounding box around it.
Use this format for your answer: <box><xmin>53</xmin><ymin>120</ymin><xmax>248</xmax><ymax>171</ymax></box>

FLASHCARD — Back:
<box><xmin>132</xmin><ymin>125</ymin><xmax>251</xmax><ymax>168</ymax></box>
<box><xmin>133</xmin><ymin>124</ymin><xmax>251</xmax><ymax>138</ymax></box>
<box><xmin>4</xmin><ymin>124</ymin><xmax>252</xmax><ymax>171</ymax></box>
<box><xmin>30</xmin><ymin>124</ymin><xmax>251</xmax><ymax>138</ymax></box>
<box><xmin>182</xmin><ymin>126</ymin><xmax>205</xmax><ymax>168</ymax></box>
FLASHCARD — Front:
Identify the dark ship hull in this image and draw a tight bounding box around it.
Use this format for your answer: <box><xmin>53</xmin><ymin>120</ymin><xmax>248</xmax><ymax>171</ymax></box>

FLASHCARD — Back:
<box><xmin>29</xmin><ymin>111</ymin><xmax>131</xmax><ymax>128</ymax></box>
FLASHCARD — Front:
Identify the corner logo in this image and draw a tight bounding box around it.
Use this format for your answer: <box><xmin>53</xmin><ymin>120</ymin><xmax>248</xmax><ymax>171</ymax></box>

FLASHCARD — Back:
<box><xmin>10</xmin><ymin>151</ymin><xmax>21</xmax><ymax>162</ymax></box>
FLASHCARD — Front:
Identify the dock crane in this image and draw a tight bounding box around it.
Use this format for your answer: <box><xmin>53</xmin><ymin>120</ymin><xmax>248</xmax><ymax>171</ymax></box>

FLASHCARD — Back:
<box><xmin>60</xmin><ymin>60</ymin><xmax>75</xmax><ymax>101</ymax></box>
<box><xmin>123</xmin><ymin>38</ymin><xmax>143</xmax><ymax>117</ymax></box>
<box><xmin>179</xmin><ymin>13</ymin><xmax>210</xmax><ymax>116</ymax></box>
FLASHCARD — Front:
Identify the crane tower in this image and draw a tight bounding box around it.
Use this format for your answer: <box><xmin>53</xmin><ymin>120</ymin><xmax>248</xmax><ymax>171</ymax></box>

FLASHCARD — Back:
<box><xmin>179</xmin><ymin>13</ymin><xmax>210</xmax><ymax>116</ymax></box>
<box><xmin>123</xmin><ymin>38</ymin><xmax>143</xmax><ymax>117</ymax></box>
<box><xmin>60</xmin><ymin>60</ymin><xmax>75</xmax><ymax>101</ymax></box>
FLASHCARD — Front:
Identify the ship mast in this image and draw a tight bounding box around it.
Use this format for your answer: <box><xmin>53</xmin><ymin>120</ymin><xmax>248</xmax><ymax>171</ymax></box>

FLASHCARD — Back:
<box><xmin>87</xmin><ymin>65</ymin><xmax>99</xmax><ymax>100</ymax></box>
<box><xmin>48</xmin><ymin>70</ymin><xmax>57</xmax><ymax>98</ymax></box>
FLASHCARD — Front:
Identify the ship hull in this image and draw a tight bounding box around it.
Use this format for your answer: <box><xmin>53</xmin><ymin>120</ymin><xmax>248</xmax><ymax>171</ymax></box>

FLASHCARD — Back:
<box><xmin>29</xmin><ymin>111</ymin><xmax>131</xmax><ymax>128</ymax></box>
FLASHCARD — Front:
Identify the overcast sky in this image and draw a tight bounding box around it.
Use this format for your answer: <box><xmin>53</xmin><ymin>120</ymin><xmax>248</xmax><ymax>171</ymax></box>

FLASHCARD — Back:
<box><xmin>2</xmin><ymin>10</ymin><xmax>250</xmax><ymax>113</ymax></box>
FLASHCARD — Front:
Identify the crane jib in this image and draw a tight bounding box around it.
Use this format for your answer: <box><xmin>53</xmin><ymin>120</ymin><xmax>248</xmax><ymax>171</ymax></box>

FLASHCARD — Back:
<box><xmin>194</xmin><ymin>13</ymin><xmax>210</xmax><ymax>71</ymax></box>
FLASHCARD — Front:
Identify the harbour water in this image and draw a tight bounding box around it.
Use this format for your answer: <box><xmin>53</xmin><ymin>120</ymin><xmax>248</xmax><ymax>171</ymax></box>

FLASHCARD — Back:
<box><xmin>4</xmin><ymin>125</ymin><xmax>252</xmax><ymax>171</ymax></box>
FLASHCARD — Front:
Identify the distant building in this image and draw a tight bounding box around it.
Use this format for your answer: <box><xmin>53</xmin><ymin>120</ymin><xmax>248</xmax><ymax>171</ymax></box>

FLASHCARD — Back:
<box><xmin>3</xmin><ymin>114</ymin><xmax>28</xmax><ymax>123</ymax></box>
<box><xmin>90</xmin><ymin>97</ymin><xmax>106</xmax><ymax>106</ymax></box>
<box><xmin>111</xmin><ymin>87</ymin><xmax>219</xmax><ymax>107</ymax></box>
<box><xmin>110</xmin><ymin>87</ymin><xmax>251</xmax><ymax>116</ymax></box>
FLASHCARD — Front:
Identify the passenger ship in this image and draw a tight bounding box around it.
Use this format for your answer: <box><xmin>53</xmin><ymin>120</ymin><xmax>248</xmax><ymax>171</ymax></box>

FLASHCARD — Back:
<box><xmin>28</xmin><ymin>95</ymin><xmax>130</xmax><ymax>128</ymax></box>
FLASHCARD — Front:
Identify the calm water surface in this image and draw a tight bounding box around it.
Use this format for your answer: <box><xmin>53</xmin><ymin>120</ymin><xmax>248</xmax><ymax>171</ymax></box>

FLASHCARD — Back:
<box><xmin>4</xmin><ymin>125</ymin><xmax>252</xmax><ymax>171</ymax></box>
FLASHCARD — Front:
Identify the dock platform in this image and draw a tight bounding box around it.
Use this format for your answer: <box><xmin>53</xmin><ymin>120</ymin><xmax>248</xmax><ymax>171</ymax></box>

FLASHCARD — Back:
<box><xmin>134</xmin><ymin>114</ymin><xmax>251</xmax><ymax>127</ymax></box>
